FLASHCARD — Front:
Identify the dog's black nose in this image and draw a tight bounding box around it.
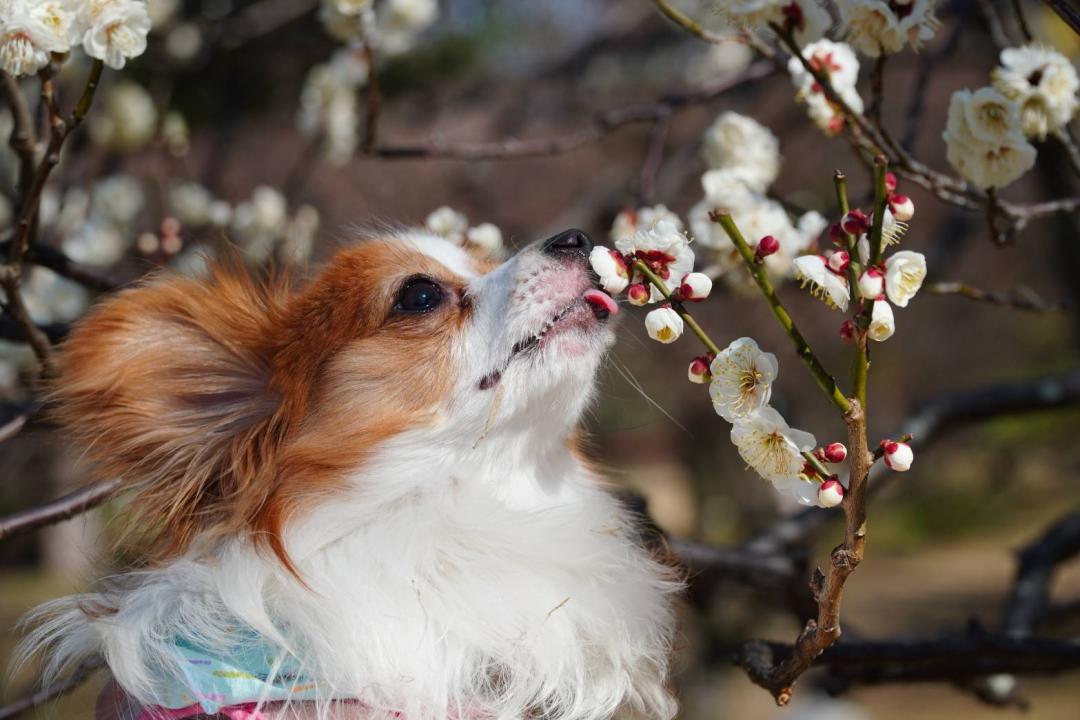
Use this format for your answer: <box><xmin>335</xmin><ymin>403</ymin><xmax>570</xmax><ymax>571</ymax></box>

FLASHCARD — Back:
<box><xmin>543</xmin><ymin>229</ymin><xmax>593</xmax><ymax>256</ymax></box>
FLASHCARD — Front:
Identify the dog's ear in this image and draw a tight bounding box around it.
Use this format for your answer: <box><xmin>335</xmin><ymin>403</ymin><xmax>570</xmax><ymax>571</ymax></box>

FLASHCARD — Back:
<box><xmin>50</xmin><ymin>262</ymin><xmax>292</xmax><ymax>557</ymax></box>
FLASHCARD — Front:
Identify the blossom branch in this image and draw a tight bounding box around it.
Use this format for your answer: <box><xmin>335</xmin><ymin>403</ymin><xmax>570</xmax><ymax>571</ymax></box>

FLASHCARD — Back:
<box><xmin>711</xmin><ymin>210</ymin><xmax>851</xmax><ymax>415</ymax></box>
<box><xmin>631</xmin><ymin>259</ymin><xmax>721</xmax><ymax>355</ymax></box>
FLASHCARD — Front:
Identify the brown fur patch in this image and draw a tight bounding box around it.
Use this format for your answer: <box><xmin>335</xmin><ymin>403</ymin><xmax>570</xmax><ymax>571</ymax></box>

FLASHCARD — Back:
<box><xmin>51</xmin><ymin>237</ymin><xmax>481</xmax><ymax>568</ymax></box>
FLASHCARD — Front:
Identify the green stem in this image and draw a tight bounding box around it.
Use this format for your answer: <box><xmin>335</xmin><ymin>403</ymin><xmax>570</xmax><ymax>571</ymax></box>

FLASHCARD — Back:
<box><xmin>869</xmin><ymin>155</ymin><xmax>889</xmax><ymax>266</ymax></box>
<box><xmin>632</xmin><ymin>260</ymin><xmax>722</xmax><ymax>356</ymax></box>
<box><xmin>832</xmin><ymin>171</ymin><xmax>862</xmax><ymax>299</ymax></box>
<box><xmin>712</xmin><ymin>212</ymin><xmax>851</xmax><ymax>415</ymax></box>
<box><xmin>802</xmin><ymin>450</ymin><xmax>832</xmax><ymax>481</ymax></box>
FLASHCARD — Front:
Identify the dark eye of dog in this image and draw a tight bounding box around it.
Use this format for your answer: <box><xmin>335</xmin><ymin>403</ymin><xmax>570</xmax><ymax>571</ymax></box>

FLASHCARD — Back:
<box><xmin>395</xmin><ymin>277</ymin><xmax>444</xmax><ymax>313</ymax></box>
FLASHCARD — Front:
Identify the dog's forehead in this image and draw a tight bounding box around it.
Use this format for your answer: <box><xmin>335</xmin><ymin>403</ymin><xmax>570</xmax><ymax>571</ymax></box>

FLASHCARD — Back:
<box><xmin>399</xmin><ymin>232</ymin><xmax>486</xmax><ymax>280</ymax></box>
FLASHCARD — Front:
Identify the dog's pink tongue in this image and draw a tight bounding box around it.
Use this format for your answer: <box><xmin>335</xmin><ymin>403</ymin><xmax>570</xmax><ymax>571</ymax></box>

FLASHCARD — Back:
<box><xmin>583</xmin><ymin>288</ymin><xmax>619</xmax><ymax>315</ymax></box>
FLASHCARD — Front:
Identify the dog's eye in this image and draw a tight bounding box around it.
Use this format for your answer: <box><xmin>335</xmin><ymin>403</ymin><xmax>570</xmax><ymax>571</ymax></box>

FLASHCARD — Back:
<box><xmin>395</xmin><ymin>277</ymin><xmax>444</xmax><ymax>313</ymax></box>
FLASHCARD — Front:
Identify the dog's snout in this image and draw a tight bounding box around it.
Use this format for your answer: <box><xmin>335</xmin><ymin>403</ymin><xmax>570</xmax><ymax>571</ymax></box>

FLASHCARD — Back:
<box><xmin>542</xmin><ymin>229</ymin><xmax>593</xmax><ymax>257</ymax></box>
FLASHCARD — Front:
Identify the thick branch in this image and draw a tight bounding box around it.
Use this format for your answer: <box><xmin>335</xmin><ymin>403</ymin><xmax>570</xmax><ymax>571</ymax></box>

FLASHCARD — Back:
<box><xmin>1002</xmin><ymin>512</ymin><xmax>1080</xmax><ymax>637</ymax></box>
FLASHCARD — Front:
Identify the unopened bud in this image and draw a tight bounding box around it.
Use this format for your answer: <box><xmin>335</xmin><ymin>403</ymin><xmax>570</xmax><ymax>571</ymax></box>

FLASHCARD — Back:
<box><xmin>823</xmin><ymin>442</ymin><xmax>847</xmax><ymax>463</ymax></box>
<box><xmin>818</xmin><ymin>477</ymin><xmax>845</xmax><ymax>507</ymax></box>
<box><xmin>826</xmin><ymin>250</ymin><xmax>850</xmax><ymax>274</ymax></box>
<box><xmin>885</xmin><ymin>171</ymin><xmax>898</xmax><ymax>193</ymax></box>
<box><xmin>688</xmin><ymin>356</ymin><xmax>711</xmax><ymax>384</ymax></box>
<box><xmin>828</xmin><ymin>222</ymin><xmax>846</xmax><ymax>245</ymax></box>
<box><xmin>858</xmin><ymin>266</ymin><xmax>885</xmax><ymax>300</ymax></box>
<box><xmin>680</xmin><ymin>272</ymin><xmax>713</xmax><ymax>301</ymax></box>
<box><xmin>755</xmin><ymin>235</ymin><xmax>780</xmax><ymax>261</ymax></box>
<box><xmin>882</xmin><ymin>440</ymin><xmax>914</xmax><ymax>472</ymax></box>
<box><xmin>841</xmin><ymin>209</ymin><xmax>871</xmax><ymax>236</ymax></box>
<box><xmin>645</xmin><ymin>307</ymin><xmax>683</xmax><ymax>344</ymax></box>
<box><xmin>839</xmin><ymin>319</ymin><xmax>856</xmax><ymax>343</ymax></box>
<box><xmin>627</xmin><ymin>283</ymin><xmax>650</xmax><ymax>306</ymax></box>
<box><xmin>889</xmin><ymin>193</ymin><xmax>914</xmax><ymax>222</ymax></box>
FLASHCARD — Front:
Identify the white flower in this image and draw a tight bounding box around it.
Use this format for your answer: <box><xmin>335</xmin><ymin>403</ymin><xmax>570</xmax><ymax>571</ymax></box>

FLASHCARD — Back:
<box><xmin>836</xmin><ymin>0</ymin><xmax>940</xmax><ymax>57</ymax></box>
<box><xmin>857</xmin><ymin>266</ymin><xmax>884</xmax><ymax>299</ymax></box>
<box><xmin>169</xmin><ymin>182</ymin><xmax>215</xmax><ymax>227</ymax></box>
<box><xmin>0</xmin><ymin>0</ymin><xmax>73</xmax><ymax>77</ymax></box>
<box><xmin>465</xmin><ymin>223</ymin><xmax>503</xmax><ymax>259</ymax></box>
<box><xmin>91</xmin><ymin>173</ymin><xmax>144</xmax><ymax>227</ymax></box>
<box><xmin>730</xmin><ymin>406</ymin><xmax>817</xmax><ymax>484</ymax></box>
<box><xmin>680</xmin><ymin>272</ymin><xmax>712</xmax><ymax>300</ymax></box>
<box><xmin>883</xmin><ymin>250</ymin><xmax>926</xmax><ymax>307</ymax></box>
<box><xmin>715</xmin><ymin>0</ymin><xmax>831</xmax><ymax>45</ymax></box>
<box><xmin>425</xmin><ymin>206</ymin><xmax>468</xmax><ymax>244</ymax></box>
<box><xmin>297</xmin><ymin>47</ymin><xmax>369</xmax><ymax>166</ymax></box>
<box><xmin>818</xmin><ymin>478</ymin><xmax>845</xmax><ymax>507</ymax></box>
<box><xmin>789</xmin><ymin>40</ymin><xmax>864</xmax><ymax>135</ymax></box>
<box><xmin>610</xmin><ymin>204</ymin><xmax>684</xmax><ymax>244</ymax></box>
<box><xmin>379</xmin><ymin>0</ymin><xmax>439</xmax><ymax>56</ymax></box>
<box><xmin>251</xmin><ymin>186</ymin><xmax>288</xmax><ymax>232</ymax></box>
<box><xmin>793</xmin><ymin>254</ymin><xmax>850</xmax><ymax>310</ymax></box>
<box><xmin>708</xmin><ymin>337</ymin><xmax>778</xmax><ymax>422</ymax></box>
<box><xmin>63</xmin><ymin>218</ymin><xmax>128</xmax><ymax>267</ymax></box>
<box><xmin>615</xmin><ymin>220</ymin><xmax>695</xmax><ymax>302</ymax></box>
<box><xmin>644</xmin><ymin>307</ymin><xmax>683</xmax><ymax>343</ymax></box>
<box><xmin>868</xmin><ymin>299</ymin><xmax>895</xmax><ymax>341</ymax></box>
<box><xmin>90</xmin><ymin>81</ymin><xmax>158</xmax><ymax>151</ymax></box>
<box><xmin>589</xmin><ymin>246</ymin><xmax>630</xmax><ymax>295</ymax></box>
<box><xmin>992</xmin><ymin>44</ymin><xmax>1079</xmax><ymax>139</ymax></box>
<box><xmin>77</xmin><ymin>0</ymin><xmax>152</xmax><ymax>70</ymax></box>
<box><xmin>943</xmin><ymin>87</ymin><xmax>1036</xmax><ymax>190</ymax></box>
<box><xmin>701</xmin><ymin>111</ymin><xmax>780</xmax><ymax>191</ymax></box>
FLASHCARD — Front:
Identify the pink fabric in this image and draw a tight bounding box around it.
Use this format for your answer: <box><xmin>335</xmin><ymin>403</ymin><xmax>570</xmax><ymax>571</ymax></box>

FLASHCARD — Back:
<box><xmin>135</xmin><ymin>703</ymin><xmax>264</xmax><ymax>720</ymax></box>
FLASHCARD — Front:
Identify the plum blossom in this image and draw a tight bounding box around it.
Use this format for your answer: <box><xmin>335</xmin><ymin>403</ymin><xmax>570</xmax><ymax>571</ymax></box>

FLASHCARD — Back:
<box><xmin>714</xmin><ymin>0</ymin><xmax>831</xmax><ymax>45</ymax></box>
<box><xmin>836</xmin><ymin>0</ymin><xmax>940</xmax><ymax>57</ymax></box>
<box><xmin>615</xmin><ymin>220</ymin><xmax>695</xmax><ymax>302</ymax></box>
<box><xmin>90</xmin><ymin>81</ymin><xmax>158</xmax><ymax>151</ymax></box>
<box><xmin>610</xmin><ymin>205</ymin><xmax>684</xmax><ymax>245</ymax></box>
<box><xmin>730</xmin><ymin>406</ymin><xmax>818</xmax><ymax>498</ymax></box>
<box><xmin>424</xmin><ymin>206</ymin><xmax>504</xmax><ymax>259</ymax></box>
<box><xmin>75</xmin><ymin>0</ymin><xmax>153</xmax><ymax>70</ymax></box>
<box><xmin>789</xmin><ymin>40</ymin><xmax>864</xmax><ymax>136</ymax></box>
<box><xmin>425</xmin><ymin>206</ymin><xmax>468</xmax><ymax>244</ymax></box>
<box><xmin>644</xmin><ymin>307</ymin><xmax>683</xmax><ymax>344</ymax></box>
<box><xmin>679</xmin><ymin>272</ymin><xmax>712</xmax><ymax>300</ymax></box>
<box><xmin>992</xmin><ymin>45</ymin><xmax>1079</xmax><ymax>139</ymax></box>
<box><xmin>0</xmin><ymin>0</ymin><xmax>73</xmax><ymax>77</ymax></box>
<box><xmin>868</xmin><ymin>299</ymin><xmax>895</xmax><ymax>341</ymax></box>
<box><xmin>708</xmin><ymin>337</ymin><xmax>778</xmax><ymax>422</ymax></box>
<box><xmin>297</xmin><ymin>47</ymin><xmax>369</xmax><ymax>166</ymax></box>
<box><xmin>943</xmin><ymin>87</ymin><xmax>1036</xmax><ymax>189</ymax></box>
<box><xmin>793</xmin><ymin>254</ymin><xmax>850</xmax><ymax>310</ymax></box>
<box><xmin>883</xmin><ymin>250</ymin><xmax>926</xmax><ymax>307</ymax></box>
<box><xmin>701</xmin><ymin>112</ymin><xmax>780</xmax><ymax>191</ymax></box>
<box><xmin>882</xmin><ymin>439</ymin><xmax>914</xmax><ymax>471</ymax></box>
<box><xmin>818</xmin><ymin>477</ymin><xmax>845</xmax><ymax>507</ymax></box>
<box><xmin>465</xmin><ymin>223</ymin><xmax>504</xmax><ymax>260</ymax></box>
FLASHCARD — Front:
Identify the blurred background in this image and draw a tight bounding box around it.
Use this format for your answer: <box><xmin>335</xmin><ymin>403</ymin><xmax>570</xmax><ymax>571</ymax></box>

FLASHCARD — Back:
<box><xmin>2</xmin><ymin>0</ymin><xmax>1080</xmax><ymax>718</ymax></box>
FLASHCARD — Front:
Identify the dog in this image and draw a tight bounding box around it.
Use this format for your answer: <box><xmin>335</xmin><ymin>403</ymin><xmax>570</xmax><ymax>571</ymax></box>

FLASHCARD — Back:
<box><xmin>16</xmin><ymin>228</ymin><xmax>680</xmax><ymax>720</ymax></box>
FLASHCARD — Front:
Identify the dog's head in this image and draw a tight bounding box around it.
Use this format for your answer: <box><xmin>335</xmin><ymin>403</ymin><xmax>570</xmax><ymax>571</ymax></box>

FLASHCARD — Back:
<box><xmin>52</xmin><ymin>228</ymin><xmax>618</xmax><ymax>564</ymax></box>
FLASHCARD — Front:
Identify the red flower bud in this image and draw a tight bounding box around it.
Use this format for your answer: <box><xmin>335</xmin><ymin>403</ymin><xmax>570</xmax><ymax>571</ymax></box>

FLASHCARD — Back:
<box><xmin>755</xmin><ymin>235</ymin><xmax>780</xmax><ymax>261</ymax></box>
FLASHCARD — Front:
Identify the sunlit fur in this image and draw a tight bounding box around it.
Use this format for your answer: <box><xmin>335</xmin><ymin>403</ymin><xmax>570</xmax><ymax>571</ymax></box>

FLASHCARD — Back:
<box><xmin>16</xmin><ymin>231</ymin><xmax>680</xmax><ymax>720</ymax></box>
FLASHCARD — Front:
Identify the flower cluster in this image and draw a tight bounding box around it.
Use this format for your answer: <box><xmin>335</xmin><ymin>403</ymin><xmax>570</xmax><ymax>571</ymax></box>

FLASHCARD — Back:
<box><xmin>0</xmin><ymin>0</ymin><xmax>152</xmax><ymax>76</ymax></box>
<box><xmin>788</xmin><ymin>39</ymin><xmax>864</xmax><ymax>136</ymax></box>
<box><xmin>713</xmin><ymin>0</ymin><xmax>831</xmax><ymax>46</ymax></box>
<box><xmin>836</xmin><ymin>0</ymin><xmax>940</xmax><ymax>57</ymax></box>
<box><xmin>319</xmin><ymin>0</ymin><xmax>438</xmax><ymax>57</ymax></box>
<box><xmin>297</xmin><ymin>47</ymin><xmax>370</xmax><ymax>166</ymax></box>
<box><xmin>991</xmin><ymin>44</ymin><xmax>1079</xmax><ymax>140</ymax></box>
<box><xmin>425</xmin><ymin>206</ymin><xmax>505</xmax><ymax>260</ymax></box>
<box><xmin>689</xmin><ymin>112</ymin><xmax>826</xmax><ymax>280</ymax></box>
<box><xmin>943</xmin><ymin>87</ymin><xmax>1037</xmax><ymax>190</ymax></box>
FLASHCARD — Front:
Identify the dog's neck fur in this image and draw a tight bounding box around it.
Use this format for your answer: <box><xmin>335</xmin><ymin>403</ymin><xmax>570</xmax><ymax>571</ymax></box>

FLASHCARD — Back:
<box><xmin>24</xmin><ymin>427</ymin><xmax>679</xmax><ymax>720</ymax></box>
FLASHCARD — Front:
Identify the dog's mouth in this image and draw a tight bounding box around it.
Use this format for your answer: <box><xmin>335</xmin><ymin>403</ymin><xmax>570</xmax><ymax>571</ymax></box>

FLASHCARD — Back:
<box><xmin>478</xmin><ymin>288</ymin><xmax>618</xmax><ymax>390</ymax></box>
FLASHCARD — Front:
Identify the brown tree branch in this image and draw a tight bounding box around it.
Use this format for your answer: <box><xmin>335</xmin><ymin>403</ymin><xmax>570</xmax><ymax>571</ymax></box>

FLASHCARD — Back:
<box><xmin>1003</xmin><ymin>512</ymin><xmax>1080</xmax><ymax>637</ymax></box>
<box><xmin>0</xmin><ymin>479</ymin><xmax>120</xmax><ymax>543</ymax></box>
<box><xmin>1044</xmin><ymin>0</ymin><xmax>1080</xmax><ymax>36</ymax></box>
<box><xmin>928</xmin><ymin>281</ymin><xmax>1069</xmax><ymax>312</ymax></box>
<box><xmin>0</xmin><ymin>657</ymin><xmax>103</xmax><ymax>720</ymax></box>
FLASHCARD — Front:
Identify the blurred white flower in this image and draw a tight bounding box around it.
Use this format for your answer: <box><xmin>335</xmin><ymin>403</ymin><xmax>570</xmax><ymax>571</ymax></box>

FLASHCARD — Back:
<box><xmin>883</xmin><ymin>250</ymin><xmax>926</xmax><ymax>307</ymax></box>
<box><xmin>615</xmin><ymin>219</ymin><xmax>695</xmax><ymax>301</ymax></box>
<box><xmin>794</xmin><ymin>254</ymin><xmax>850</xmax><ymax>310</ymax></box>
<box><xmin>147</xmin><ymin>0</ymin><xmax>179</xmax><ymax>29</ymax></box>
<box><xmin>319</xmin><ymin>2</ymin><xmax>372</xmax><ymax>42</ymax></box>
<box><xmin>465</xmin><ymin>222</ymin><xmax>503</xmax><ymax>259</ymax></box>
<box><xmin>0</xmin><ymin>0</ymin><xmax>73</xmax><ymax>77</ymax></box>
<box><xmin>715</xmin><ymin>0</ymin><xmax>830</xmax><ymax>45</ymax></box>
<box><xmin>281</xmin><ymin>204</ymin><xmax>320</xmax><ymax>266</ymax></box>
<box><xmin>702</xmin><ymin>112</ymin><xmax>780</xmax><ymax>191</ymax></box>
<box><xmin>297</xmin><ymin>47</ymin><xmax>369</xmax><ymax>166</ymax></box>
<box><xmin>943</xmin><ymin>87</ymin><xmax>1036</xmax><ymax>189</ymax></box>
<box><xmin>837</xmin><ymin>0</ymin><xmax>940</xmax><ymax>57</ymax></box>
<box><xmin>610</xmin><ymin>205</ymin><xmax>684</xmax><ymax>245</ymax></box>
<box><xmin>19</xmin><ymin>266</ymin><xmax>88</xmax><ymax>324</ymax></box>
<box><xmin>709</xmin><ymin>337</ymin><xmax>778</xmax><ymax>422</ymax></box>
<box><xmin>63</xmin><ymin>218</ymin><xmax>128</xmax><ymax>267</ymax></box>
<box><xmin>789</xmin><ymin>40</ymin><xmax>864</xmax><ymax>136</ymax></box>
<box><xmin>162</xmin><ymin>110</ymin><xmax>189</xmax><ymax>156</ymax></box>
<box><xmin>379</xmin><ymin>0</ymin><xmax>438</xmax><ymax>56</ymax></box>
<box><xmin>644</xmin><ymin>306</ymin><xmax>684</xmax><ymax>343</ymax></box>
<box><xmin>730</xmin><ymin>406</ymin><xmax>816</xmax><ymax>485</ymax></box>
<box><xmin>76</xmin><ymin>0</ymin><xmax>152</xmax><ymax>70</ymax></box>
<box><xmin>90</xmin><ymin>81</ymin><xmax>158</xmax><ymax>151</ymax></box>
<box><xmin>169</xmin><ymin>182</ymin><xmax>215</xmax><ymax>227</ymax></box>
<box><xmin>251</xmin><ymin>186</ymin><xmax>288</xmax><ymax>231</ymax></box>
<box><xmin>231</xmin><ymin>186</ymin><xmax>290</xmax><ymax>262</ymax></box>
<box><xmin>165</xmin><ymin>21</ymin><xmax>202</xmax><ymax>62</ymax></box>
<box><xmin>91</xmin><ymin>173</ymin><xmax>144</xmax><ymax>227</ymax></box>
<box><xmin>868</xmin><ymin>299</ymin><xmax>895</xmax><ymax>341</ymax></box>
<box><xmin>425</xmin><ymin>205</ymin><xmax>468</xmax><ymax>244</ymax></box>
<box><xmin>992</xmin><ymin>44</ymin><xmax>1079</xmax><ymax>139</ymax></box>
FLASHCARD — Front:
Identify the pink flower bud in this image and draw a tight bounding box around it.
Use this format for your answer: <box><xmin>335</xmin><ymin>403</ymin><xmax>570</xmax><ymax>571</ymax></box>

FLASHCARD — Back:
<box><xmin>161</xmin><ymin>216</ymin><xmax>182</xmax><ymax>237</ymax></box>
<box><xmin>841</xmin><ymin>209</ymin><xmax>870</xmax><ymax>236</ymax></box>
<box><xmin>826</xmin><ymin>250</ymin><xmax>850</xmax><ymax>274</ymax></box>
<box><xmin>857</xmin><ymin>266</ymin><xmax>885</xmax><ymax>300</ymax></box>
<box><xmin>882</xmin><ymin>440</ymin><xmax>914</xmax><ymax>472</ymax></box>
<box><xmin>818</xmin><ymin>477</ymin><xmax>845</xmax><ymax>507</ymax></box>
<box><xmin>755</xmin><ymin>235</ymin><xmax>780</xmax><ymax>261</ymax></box>
<box><xmin>839</xmin><ymin>319</ymin><xmax>856</xmax><ymax>343</ymax></box>
<box><xmin>823</xmin><ymin>442</ymin><xmax>847</xmax><ymax>463</ymax></box>
<box><xmin>885</xmin><ymin>171</ymin><xmax>898</xmax><ymax>193</ymax></box>
<box><xmin>680</xmin><ymin>272</ymin><xmax>713</xmax><ymax>301</ymax></box>
<box><xmin>688</xmin><ymin>356</ymin><xmax>711</xmax><ymax>384</ymax></box>
<box><xmin>889</xmin><ymin>194</ymin><xmax>915</xmax><ymax>222</ymax></box>
<box><xmin>627</xmin><ymin>283</ymin><xmax>650</xmax><ymax>306</ymax></box>
<box><xmin>828</xmin><ymin>222</ymin><xmax>845</xmax><ymax>244</ymax></box>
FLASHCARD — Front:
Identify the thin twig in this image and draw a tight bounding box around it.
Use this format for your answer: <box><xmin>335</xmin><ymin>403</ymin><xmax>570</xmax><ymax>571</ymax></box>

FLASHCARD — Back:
<box><xmin>1002</xmin><ymin>512</ymin><xmax>1080</xmax><ymax>637</ymax></box>
<box><xmin>0</xmin><ymin>657</ymin><xmax>103</xmax><ymax>720</ymax></box>
<box><xmin>928</xmin><ymin>281</ymin><xmax>1068</xmax><ymax>312</ymax></box>
<box><xmin>0</xmin><ymin>479</ymin><xmax>121</xmax><ymax>543</ymax></box>
<box><xmin>362</xmin><ymin>41</ymin><xmax>381</xmax><ymax>153</ymax></box>
<box><xmin>1044</xmin><ymin>0</ymin><xmax>1080</xmax><ymax>36</ymax></box>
